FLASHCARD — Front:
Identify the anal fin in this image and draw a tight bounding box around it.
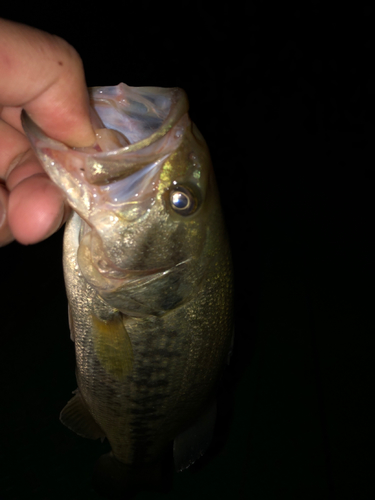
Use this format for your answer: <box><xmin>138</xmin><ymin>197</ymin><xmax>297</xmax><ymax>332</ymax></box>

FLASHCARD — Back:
<box><xmin>173</xmin><ymin>400</ymin><xmax>217</xmax><ymax>472</ymax></box>
<box><xmin>60</xmin><ymin>389</ymin><xmax>105</xmax><ymax>440</ymax></box>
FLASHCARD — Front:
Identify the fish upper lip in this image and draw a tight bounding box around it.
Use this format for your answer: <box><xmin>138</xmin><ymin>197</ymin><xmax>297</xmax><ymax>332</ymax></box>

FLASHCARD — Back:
<box><xmin>21</xmin><ymin>85</ymin><xmax>190</xmax><ymax>186</ymax></box>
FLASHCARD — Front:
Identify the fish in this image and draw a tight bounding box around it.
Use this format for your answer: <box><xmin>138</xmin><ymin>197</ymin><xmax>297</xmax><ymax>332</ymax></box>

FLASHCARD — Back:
<box><xmin>22</xmin><ymin>83</ymin><xmax>233</xmax><ymax>494</ymax></box>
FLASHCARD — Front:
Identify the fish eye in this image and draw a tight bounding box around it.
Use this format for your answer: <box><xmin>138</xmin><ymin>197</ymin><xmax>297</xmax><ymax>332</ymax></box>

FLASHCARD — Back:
<box><xmin>169</xmin><ymin>185</ymin><xmax>198</xmax><ymax>216</ymax></box>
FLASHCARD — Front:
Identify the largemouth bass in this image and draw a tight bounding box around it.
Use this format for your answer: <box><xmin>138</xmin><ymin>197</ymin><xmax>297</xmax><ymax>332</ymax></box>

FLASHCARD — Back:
<box><xmin>22</xmin><ymin>83</ymin><xmax>233</xmax><ymax>491</ymax></box>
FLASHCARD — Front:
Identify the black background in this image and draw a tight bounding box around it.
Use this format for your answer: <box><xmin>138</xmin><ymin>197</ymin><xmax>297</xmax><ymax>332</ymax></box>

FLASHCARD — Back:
<box><xmin>1</xmin><ymin>3</ymin><xmax>375</xmax><ymax>499</ymax></box>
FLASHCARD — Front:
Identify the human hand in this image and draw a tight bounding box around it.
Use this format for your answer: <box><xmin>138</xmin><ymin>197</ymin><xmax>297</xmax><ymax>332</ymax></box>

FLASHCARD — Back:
<box><xmin>0</xmin><ymin>18</ymin><xmax>95</xmax><ymax>246</ymax></box>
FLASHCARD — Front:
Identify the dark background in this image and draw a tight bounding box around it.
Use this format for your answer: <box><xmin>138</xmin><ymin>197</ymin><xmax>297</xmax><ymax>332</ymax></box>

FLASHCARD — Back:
<box><xmin>1</xmin><ymin>3</ymin><xmax>374</xmax><ymax>499</ymax></box>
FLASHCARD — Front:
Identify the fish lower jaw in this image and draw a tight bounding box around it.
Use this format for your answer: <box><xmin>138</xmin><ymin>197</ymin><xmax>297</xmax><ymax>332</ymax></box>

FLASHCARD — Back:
<box><xmin>92</xmin><ymin>264</ymin><xmax>170</xmax><ymax>284</ymax></box>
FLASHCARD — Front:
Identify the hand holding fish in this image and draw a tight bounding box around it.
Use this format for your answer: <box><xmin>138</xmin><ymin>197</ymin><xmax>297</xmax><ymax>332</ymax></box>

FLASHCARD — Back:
<box><xmin>2</xmin><ymin>19</ymin><xmax>234</xmax><ymax>494</ymax></box>
<box><xmin>0</xmin><ymin>18</ymin><xmax>95</xmax><ymax>246</ymax></box>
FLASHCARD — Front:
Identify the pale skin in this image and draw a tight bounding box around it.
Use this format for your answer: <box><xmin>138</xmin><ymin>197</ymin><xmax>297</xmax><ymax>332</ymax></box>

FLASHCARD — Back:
<box><xmin>0</xmin><ymin>18</ymin><xmax>95</xmax><ymax>246</ymax></box>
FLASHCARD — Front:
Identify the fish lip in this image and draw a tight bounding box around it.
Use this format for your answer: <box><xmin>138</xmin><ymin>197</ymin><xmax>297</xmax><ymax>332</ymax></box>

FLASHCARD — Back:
<box><xmin>95</xmin><ymin>258</ymin><xmax>192</xmax><ymax>284</ymax></box>
<box><xmin>98</xmin><ymin>266</ymin><xmax>169</xmax><ymax>281</ymax></box>
<box><xmin>21</xmin><ymin>86</ymin><xmax>188</xmax><ymax>156</ymax></box>
<box><xmin>21</xmin><ymin>85</ymin><xmax>190</xmax><ymax>186</ymax></box>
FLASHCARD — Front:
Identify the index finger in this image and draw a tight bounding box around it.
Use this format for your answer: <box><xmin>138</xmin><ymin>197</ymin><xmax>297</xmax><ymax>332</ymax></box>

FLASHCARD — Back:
<box><xmin>0</xmin><ymin>18</ymin><xmax>95</xmax><ymax>148</ymax></box>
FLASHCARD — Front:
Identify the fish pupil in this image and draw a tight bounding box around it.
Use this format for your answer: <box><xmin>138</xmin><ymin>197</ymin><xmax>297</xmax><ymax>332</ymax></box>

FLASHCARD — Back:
<box><xmin>169</xmin><ymin>185</ymin><xmax>199</xmax><ymax>215</ymax></box>
<box><xmin>172</xmin><ymin>192</ymin><xmax>189</xmax><ymax>210</ymax></box>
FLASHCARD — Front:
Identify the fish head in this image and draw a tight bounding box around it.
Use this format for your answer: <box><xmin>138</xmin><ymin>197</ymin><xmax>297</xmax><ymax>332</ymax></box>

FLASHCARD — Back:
<box><xmin>22</xmin><ymin>83</ymin><xmax>219</xmax><ymax>316</ymax></box>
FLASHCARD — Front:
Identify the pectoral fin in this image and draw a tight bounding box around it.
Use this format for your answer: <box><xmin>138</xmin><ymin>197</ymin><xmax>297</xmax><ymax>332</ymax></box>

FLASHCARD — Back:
<box><xmin>92</xmin><ymin>314</ymin><xmax>134</xmax><ymax>381</ymax></box>
<box><xmin>60</xmin><ymin>389</ymin><xmax>105</xmax><ymax>440</ymax></box>
<box><xmin>173</xmin><ymin>400</ymin><xmax>217</xmax><ymax>472</ymax></box>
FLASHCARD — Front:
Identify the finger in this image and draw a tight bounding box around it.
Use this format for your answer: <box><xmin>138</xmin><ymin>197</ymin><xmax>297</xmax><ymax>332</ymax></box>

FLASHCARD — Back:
<box><xmin>0</xmin><ymin>184</ymin><xmax>13</xmax><ymax>246</ymax></box>
<box><xmin>0</xmin><ymin>117</ymin><xmax>63</xmax><ymax>245</ymax></box>
<box><xmin>0</xmin><ymin>117</ymin><xmax>35</xmax><ymax>180</ymax></box>
<box><xmin>5</xmin><ymin>148</ymin><xmax>45</xmax><ymax>192</ymax></box>
<box><xmin>0</xmin><ymin>118</ymin><xmax>66</xmax><ymax>245</ymax></box>
<box><xmin>8</xmin><ymin>173</ymin><xmax>70</xmax><ymax>245</ymax></box>
<box><xmin>0</xmin><ymin>18</ymin><xmax>95</xmax><ymax>147</ymax></box>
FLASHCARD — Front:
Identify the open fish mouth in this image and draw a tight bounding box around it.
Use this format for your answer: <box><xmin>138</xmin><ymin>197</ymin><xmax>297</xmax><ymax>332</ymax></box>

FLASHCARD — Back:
<box><xmin>21</xmin><ymin>83</ymin><xmax>190</xmax><ymax>222</ymax></box>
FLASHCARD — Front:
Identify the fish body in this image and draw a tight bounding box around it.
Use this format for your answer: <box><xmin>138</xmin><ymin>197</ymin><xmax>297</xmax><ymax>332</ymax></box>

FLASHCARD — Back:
<box><xmin>22</xmin><ymin>83</ymin><xmax>233</xmax><ymax>485</ymax></box>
